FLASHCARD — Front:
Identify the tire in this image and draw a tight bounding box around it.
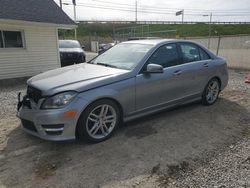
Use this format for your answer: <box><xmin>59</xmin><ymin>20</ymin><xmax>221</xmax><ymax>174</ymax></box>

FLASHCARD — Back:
<box><xmin>202</xmin><ymin>78</ymin><xmax>221</xmax><ymax>105</ymax></box>
<box><xmin>76</xmin><ymin>99</ymin><xmax>121</xmax><ymax>143</ymax></box>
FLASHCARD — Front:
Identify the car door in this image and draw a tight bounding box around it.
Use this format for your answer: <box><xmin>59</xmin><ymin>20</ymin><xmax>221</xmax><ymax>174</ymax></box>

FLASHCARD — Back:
<box><xmin>177</xmin><ymin>42</ymin><xmax>212</xmax><ymax>97</ymax></box>
<box><xmin>135</xmin><ymin>43</ymin><xmax>184</xmax><ymax>111</ymax></box>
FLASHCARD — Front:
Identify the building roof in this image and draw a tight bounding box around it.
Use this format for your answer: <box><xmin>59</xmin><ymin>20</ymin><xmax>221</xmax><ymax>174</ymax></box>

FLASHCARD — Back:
<box><xmin>0</xmin><ymin>0</ymin><xmax>75</xmax><ymax>26</ymax></box>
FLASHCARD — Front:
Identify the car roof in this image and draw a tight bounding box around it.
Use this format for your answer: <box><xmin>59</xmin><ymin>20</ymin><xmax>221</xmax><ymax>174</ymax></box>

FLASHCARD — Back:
<box><xmin>122</xmin><ymin>39</ymin><xmax>216</xmax><ymax>58</ymax></box>
<box><xmin>123</xmin><ymin>39</ymin><xmax>177</xmax><ymax>45</ymax></box>
<box><xmin>122</xmin><ymin>39</ymin><xmax>197</xmax><ymax>46</ymax></box>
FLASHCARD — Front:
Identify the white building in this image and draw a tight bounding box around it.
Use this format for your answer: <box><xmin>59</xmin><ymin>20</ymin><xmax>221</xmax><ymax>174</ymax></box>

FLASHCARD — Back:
<box><xmin>0</xmin><ymin>0</ymin><xmax>76</xmax><ymax>80</ymax></box>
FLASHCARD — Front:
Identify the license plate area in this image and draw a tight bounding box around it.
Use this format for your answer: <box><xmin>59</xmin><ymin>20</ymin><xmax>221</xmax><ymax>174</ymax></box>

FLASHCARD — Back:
<box><xmin>17</xmin><ymin>92</ymin><xmax>31</xmax><ymax>111</ymax></box>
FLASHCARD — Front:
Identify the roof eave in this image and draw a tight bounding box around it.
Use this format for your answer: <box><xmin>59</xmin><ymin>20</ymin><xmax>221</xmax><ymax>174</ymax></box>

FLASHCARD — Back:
<box><xmin>0</xmin><ymin>19</ymin><xmax>77</xmax><ymax>29</ymax></box>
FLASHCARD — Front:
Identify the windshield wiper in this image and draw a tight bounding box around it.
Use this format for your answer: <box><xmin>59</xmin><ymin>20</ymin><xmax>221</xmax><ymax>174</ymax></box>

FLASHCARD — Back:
<box><xmin>96</xmin><ymin>62</ymin><xmax>118</xmax><ymax>68</ymax></box>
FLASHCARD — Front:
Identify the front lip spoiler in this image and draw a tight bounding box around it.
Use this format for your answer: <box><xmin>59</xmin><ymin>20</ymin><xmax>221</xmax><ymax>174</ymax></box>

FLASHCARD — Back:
<box><xmin>21</xmin><ymin>127</ymin><xmax>75</xmax><ymax>141</ymax></box>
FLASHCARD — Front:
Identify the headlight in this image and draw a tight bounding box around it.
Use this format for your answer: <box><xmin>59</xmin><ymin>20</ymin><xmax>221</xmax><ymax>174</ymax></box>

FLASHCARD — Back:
<box><xmin>41</xmin><ymin>91</ymin><xmax>77</xmax><ymax>109</ymax></box>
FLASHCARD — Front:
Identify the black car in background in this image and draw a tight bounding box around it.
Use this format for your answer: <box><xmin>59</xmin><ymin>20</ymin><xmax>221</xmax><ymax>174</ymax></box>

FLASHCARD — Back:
<box><xmin>59</xmin><ymin>40</ymin><xmax>86</xmax><ymax>67</ymax></box>
<box><xmin>98</xmin><ymin>43</ymin><xmax>114</xmax><ymax>54</ymax></box>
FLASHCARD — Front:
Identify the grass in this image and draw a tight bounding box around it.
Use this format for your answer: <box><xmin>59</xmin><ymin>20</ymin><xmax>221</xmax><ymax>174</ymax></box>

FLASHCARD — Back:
<box><xmin>59</xmin><ymin>23</ymin><xmax>250</xmax><ymax>39</ymax></box>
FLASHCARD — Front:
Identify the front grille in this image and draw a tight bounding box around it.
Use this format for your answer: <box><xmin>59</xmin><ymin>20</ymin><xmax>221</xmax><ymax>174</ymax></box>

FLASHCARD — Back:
<box><xmin>21</xmin><ymin>119</ymin><xmax>37</xmax><ymax>132</ymax></box>
<box><xmin>62</xmin><ymin>52</ymin><xmax>77</xmax><ymax>58</ymax></box>
<box><xmin>27</xmin><ymin>86</ymin><xmax>42</xmax><ymax>103</ymax></box>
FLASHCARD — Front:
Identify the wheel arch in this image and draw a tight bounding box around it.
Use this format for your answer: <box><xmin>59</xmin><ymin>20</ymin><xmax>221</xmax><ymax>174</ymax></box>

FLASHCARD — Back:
<box><xmin>203</xmin><ymin>76</ymin><xmax>222</xmax><ymax>95</ymax></box>
<box><xmin>211</xmin><ymin>76</ymin><xmax>222</xmax><ymax>90</ymax></box>
<box><xmin>75</xmin><ymin>97</ymin><xmax>124</xmax><ymax>138</ymax></box>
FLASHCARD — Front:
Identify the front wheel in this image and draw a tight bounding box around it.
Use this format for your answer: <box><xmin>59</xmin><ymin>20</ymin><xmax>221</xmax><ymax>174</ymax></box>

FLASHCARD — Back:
<box><xmin>76</xmin><ymin>99</ymin><xmax>121</xmax><ymax>143</ymax></box>
<box><xmin>202</xmin><ymin>78</ymin><xmax>220</xmax><ymax>105</ymax></box>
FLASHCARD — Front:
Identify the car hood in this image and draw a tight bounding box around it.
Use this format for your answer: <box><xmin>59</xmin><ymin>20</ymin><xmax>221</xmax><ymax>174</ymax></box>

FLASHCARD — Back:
<box><xmin>59</xmin><ymin>48</ymin><xmax>84</xmax><ymax>53</ymax></box>
<box><xmin>27</xmin><ymin>63</ymin><xmax>131</xmax><ymax>96</ymax></box>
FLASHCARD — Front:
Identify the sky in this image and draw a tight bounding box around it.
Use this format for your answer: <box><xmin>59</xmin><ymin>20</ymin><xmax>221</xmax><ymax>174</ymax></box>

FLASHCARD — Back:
<box><xmin>54</xmin><ymin>0</ymin><xmax>250</xmax><ymax>22</ymax></box>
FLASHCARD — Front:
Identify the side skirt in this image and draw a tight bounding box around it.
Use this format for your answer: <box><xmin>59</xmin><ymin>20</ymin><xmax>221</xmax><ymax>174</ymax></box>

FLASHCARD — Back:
<box><xmin>123</xmin><ymin>95</ymin><xmax>202</xmax><ymax>123</ymax></box>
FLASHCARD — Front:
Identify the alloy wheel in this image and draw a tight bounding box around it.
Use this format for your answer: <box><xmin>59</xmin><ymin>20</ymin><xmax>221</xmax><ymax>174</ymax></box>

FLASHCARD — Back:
<box><xmin>86</xmin><ymin>104</ymin><xmax>117</xmax><ymax>139</ymax></box>
<box><xmin>206</xmin><ymin>80</ymin><xmax>220</xmax><ymax>104</ymax></box>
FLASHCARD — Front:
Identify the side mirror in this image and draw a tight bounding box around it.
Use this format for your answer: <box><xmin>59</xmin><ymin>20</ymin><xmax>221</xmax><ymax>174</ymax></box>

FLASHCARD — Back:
<box><xmin>146</xmin><ymin>64</ymin><xmax>163</xmax><ymax>73</ymax></box>
<box><xmin>81</xmin><ymin>45</ymin><xmax>85</xmax><ymax>49</ymax></box>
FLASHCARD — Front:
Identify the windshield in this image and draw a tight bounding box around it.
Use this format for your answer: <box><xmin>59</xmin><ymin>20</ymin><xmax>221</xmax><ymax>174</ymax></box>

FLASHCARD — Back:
<box><xmin>91</xmin><ymin>43</ymin><xmax>153</xmax><ymax>70</ymax></box>
<box><xmin>59</xmin><ymin>40</ymin><xmax>81</xmax><ymax>48</ymax></box>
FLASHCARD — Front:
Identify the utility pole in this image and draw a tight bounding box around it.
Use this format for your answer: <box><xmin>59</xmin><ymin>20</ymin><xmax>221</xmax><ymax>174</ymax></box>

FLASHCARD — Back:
<box><xmin>176</xmin><ymin>9</ymin><xmax>184</xmax><ymax>24</ymax></box>
<box><xmin>208</xmin><ymin>13</ymin><xmax>212</xmax><ymax>49</ymax></box>
<box><xmin>203</xmin><ymin>13</ymin><xmax>212</xmax><ymax>49</ymax></box>
<box><xmin>59</xmin><ymin>0</ymin><xmax>65</xmax><ymax>39</ymax></box>
<box><xmin>62</xmin><ymin>1</ymin><xmax>77</xmax><ymax>40</ymax></box>
<box><xmin>182</xmin><ymin>9</ymin><xmax>184</xmax><ymax>23</ymax></box>
<box><xmin>73</xmin><ymin>0</ymin><xmax>77</xmax><ymax>40</ymax></box>
<box><xmin>59</xmin><ymin>0</ymin><xmax>62</xmax><ymax>8</ymax></box>
<box><xmin>135</xmin><ymin>0</ymin><xmax>138</xmax><ymax>23</ymax></box>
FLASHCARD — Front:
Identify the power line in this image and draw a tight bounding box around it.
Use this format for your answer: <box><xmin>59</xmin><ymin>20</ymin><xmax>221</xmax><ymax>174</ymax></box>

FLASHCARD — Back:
<box><xmin>63</xmin><ymin>2</ymin><xmax>250</xmax><ymax>16</ymax></box>
<box><xmin>63</xmin><ymin>2</ymin><xmax>177</xmax><ymax>15</ymax></box>
<box><xmin>61</xmin><ymin>0</ymin><xmax>250</xmax><ymax>18</ymax></box>
<box><xmin>69</xmin><ymin>0</ymin><xmax>250</xmax><ymax>13</ymax></box>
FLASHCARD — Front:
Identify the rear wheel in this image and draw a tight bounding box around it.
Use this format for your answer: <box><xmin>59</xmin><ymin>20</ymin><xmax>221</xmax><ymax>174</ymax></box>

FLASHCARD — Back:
<box><xmin>202</xmin><ymin>78</ymin><xmax>220</xmax><ymax>105</ymax></box>
<box><xmin>76</xmin><ymin>99</ymin><xmax>121</xmax><ymax>142</ymax></box>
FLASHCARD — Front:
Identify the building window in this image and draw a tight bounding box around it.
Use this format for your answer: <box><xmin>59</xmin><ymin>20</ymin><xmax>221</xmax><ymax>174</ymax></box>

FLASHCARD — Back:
<box><xmin>0</xmin><ymin>30</ymin><xmax>24</xmax><ymax>48</ymax></box>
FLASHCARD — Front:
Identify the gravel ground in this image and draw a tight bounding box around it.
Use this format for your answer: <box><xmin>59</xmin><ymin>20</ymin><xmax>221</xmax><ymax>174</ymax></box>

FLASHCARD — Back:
<box><xmin>0</xmin><ymin>83</ymin><xmax>26</xmax><ymax>149</ymax></box>
<box><xmin>103</xmin><ymin>69</ymin><xmax>250</xmax><ymax>188</ymax></box>
<box><xmin>171</xmin><ymin>137</ymin><xmax>250</xmax><ymax>188</ymax></box>
<box><xmin>0</xmin><ymin>68</ymin><xmax>249</xmax><ymax>188</ymax></box>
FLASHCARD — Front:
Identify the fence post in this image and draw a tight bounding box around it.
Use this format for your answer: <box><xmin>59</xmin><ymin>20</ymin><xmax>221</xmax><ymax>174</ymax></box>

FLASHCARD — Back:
<box><xmin>216</xmin><ymin>36</ymin><xmax>221</xmax><ymax>55</ymax></box>
<box><xmin>112</xmin><ymin>27</ymin><xmax>115</xmax><ymax>41</ymax></box>
<box><xmin>89</xmin><ymin>34</ymin><xmax>91</xmax><ymax>51</ymax></box>
<box><xmin>147</xmin><ymin>25</ymin><xmax>149</xmax><ymax>37</ymax></box>
<box><xmin>141</xmin><ymin>25</ymin><xmax>144</xmax><ymax>37</ymax></box>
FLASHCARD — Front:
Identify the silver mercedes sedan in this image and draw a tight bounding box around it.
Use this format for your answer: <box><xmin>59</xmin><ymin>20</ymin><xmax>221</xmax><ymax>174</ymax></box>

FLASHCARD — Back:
<box><xmin>17</xmin><ymin>39</ymin><xmax>228</xmax><ymax>142</ymax></box>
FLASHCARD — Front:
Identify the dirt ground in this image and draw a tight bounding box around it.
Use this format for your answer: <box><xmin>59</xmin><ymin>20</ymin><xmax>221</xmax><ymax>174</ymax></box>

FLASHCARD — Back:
<box><xmin>0</xmin><ymin>69</ymin><xmax>249</xmax><ymax>188</ymax></box>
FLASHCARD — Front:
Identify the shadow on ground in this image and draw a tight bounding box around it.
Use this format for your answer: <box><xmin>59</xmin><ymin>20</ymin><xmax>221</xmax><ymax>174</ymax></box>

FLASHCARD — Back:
<box><xmin>0</xmin><ymin>97</ymin><xmax>249</xmax><ymax>188</ymax></box>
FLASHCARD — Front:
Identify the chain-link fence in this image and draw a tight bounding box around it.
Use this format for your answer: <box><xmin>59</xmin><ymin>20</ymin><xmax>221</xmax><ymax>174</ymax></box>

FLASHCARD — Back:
<box><xmin>61</xmin><ymin>26</ymin><xmax>250</xmax><ymax>69</ymax></box>
<box><xmin>113</xmin><ymin>25</ymin><xmax>177</xmax><ymax>42</ymax></box>
<box><xmin>186</xmin><ymin>35</ymin><xmax>250</xmax><ymax>70</ymax></box>
<box><xmin>113</xmin><ymin>25</ymin><xmax>250</xmax><ymax>70</ymax></box>
<box><xmin>85</xmin><ymin>34</ymin><xmax>250</xmax><ymax>69</ymax></box>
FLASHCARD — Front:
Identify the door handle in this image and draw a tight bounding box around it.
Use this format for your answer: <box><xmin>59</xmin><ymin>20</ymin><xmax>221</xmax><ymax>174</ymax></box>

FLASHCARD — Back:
<box><xmin>173</xmin><ymin>70</ymin><xmax>182</xmax><ymax>76</ymax></box>
<box><xmin>203</xmin><ymin>63</ymin><xmax>209</xmax><ymax>67</ymax></box>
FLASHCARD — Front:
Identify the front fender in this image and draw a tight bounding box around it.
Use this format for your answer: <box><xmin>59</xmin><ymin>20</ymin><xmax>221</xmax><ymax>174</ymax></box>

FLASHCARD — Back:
<box><xmin>77</xmin><ymin>77</ymin><xmax>136</xmax><ymax>117</ymax></box>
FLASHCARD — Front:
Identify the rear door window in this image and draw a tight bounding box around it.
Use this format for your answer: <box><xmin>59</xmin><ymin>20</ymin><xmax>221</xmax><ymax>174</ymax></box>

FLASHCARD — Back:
<box><xmin>180</xmin><ymin>43</ymin><xmax>200</xmax><ymax>63</ymax></box>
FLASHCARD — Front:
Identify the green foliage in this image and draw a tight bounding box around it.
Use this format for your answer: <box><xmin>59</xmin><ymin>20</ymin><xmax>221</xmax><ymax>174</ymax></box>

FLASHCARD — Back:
<box><xmin>59</xmin><ymin>23</ymin><xmax>250</xmax><ymax>39</ymax></box>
